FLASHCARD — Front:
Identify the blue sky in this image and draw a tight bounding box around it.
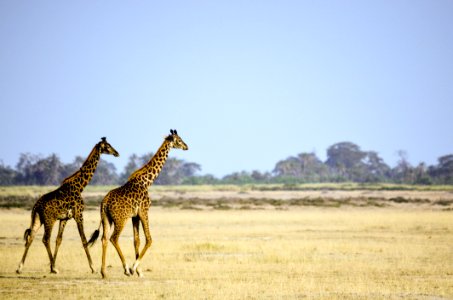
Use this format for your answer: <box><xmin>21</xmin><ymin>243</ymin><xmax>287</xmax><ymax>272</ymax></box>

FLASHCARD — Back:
<box><xmin>1</xmin><ymin>1</ymin><xmax>452</xmax><ymax>177</ymax></box>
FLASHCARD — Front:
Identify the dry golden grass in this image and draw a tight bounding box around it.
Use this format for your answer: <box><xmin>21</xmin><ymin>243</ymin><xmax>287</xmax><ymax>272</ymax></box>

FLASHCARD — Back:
<box><xmin>0</xmin><ymin>207</ymin><xmax>452</xmax><ymax>299</ymax></box>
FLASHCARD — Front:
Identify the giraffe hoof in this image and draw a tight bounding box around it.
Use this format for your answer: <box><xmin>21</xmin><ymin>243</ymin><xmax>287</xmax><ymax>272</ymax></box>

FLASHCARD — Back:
<box><xmin>124</xmin><ymin>268</ymin><xmax>132</xmax><ymax>276</ymax></box>
<box><xmin>51</xmin><ymin>269</ymin><xmax>59</xmax><ymax>274</ymax></box>
<box><xmin>16</xmin><ymin>263</ymin><xmax>23</xmax><ymax>274</ymax></box>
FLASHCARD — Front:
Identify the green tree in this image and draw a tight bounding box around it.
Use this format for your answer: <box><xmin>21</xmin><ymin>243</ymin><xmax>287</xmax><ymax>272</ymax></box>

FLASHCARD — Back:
<box><xmin>222</xmin><ymin>171</ymin><xmax>254</xmax><ymax>184</ymax></box>
<box><xmin>298</xmin><ymin>152</ymin><xmax>330</xmax><ymax>182</ymax></box>
<box><xmin>414</xmin><ymin>162</ymin><xmax>432</xmax><ymax>185</ymax></box>
<box><xmin>183</xmin><ymin>174</ymin><xmax>219</xmax><ymax>185</ymax></box>
<box><xmin>273</xmin><ymin>156</ymin><xmax>302</xmax><ymax>178</ymax></box>
<box><xmin>325</xmin><ymin>142</ymin><xmax>367</xmax><ymax>181</ymax></box>
<box><xmin>362</xmin><ymin>151</ymin><xmax>391</xmax><ymax>182</ymax></box>
<box><xmin>272</xmin><ymin>152</ymin><xmax>331</xmax><ymax>183</ymax></box>
<box><xmin>428</xmin><ymin>154</ymin><xmax>453</xmax><ymax>184</ymax></box>
<box><xmin>0</xmin><ymin>161</ymin><xmax>17</xmax><ymax>185</ymax></box>
<box><xmin>16</xmin><ymin>153</ymin><xmax>65</xmax><ymax>185</ymax></box>
<box><xmin>251</xmin><ymin>170</ymin><xmax>272</xmax><ymax>182</ymax></box>
<box><xmin>391</xmin><ymin>150</ymin><xmax>415</xmax><ymax>183</ymax></box>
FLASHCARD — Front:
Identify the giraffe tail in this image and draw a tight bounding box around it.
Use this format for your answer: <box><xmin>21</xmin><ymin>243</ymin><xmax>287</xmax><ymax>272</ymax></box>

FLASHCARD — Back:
<box><xmin>23</xmin><ymin>206</ymin><xmax>38</xmax><ymax>244</ymax></box>
<box><xmin>23</xmin><ymin>229</ymin><xmax>32</xmax><ymax>243</ymax></box>
<box><xmin>87</xmin><ymin>222</ymin><xmax>101</xmax><ymax>247</ymax></box>
<box><xmin>88</xmin><ymin>198</ymin><xmax>109</xmax><ymax>247</ymax></box>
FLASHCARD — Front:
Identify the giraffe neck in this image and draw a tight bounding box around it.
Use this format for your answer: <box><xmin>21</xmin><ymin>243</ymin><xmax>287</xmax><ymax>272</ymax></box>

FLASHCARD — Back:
<box><xmin>62</xmin><ymin>145</ymin><xmax>101</xmax><ymax>191</ymax></box>
<box><xmin>129</xmin><ymin>141</ymin><xmax>171</xmax><ymax>188</ymax></box>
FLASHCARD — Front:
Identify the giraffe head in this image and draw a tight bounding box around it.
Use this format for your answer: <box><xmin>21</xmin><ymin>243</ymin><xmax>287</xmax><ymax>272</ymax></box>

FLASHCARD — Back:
<box><xmin>97</xmin><ymin>137</ymin><xmax>120</xmax><ymax>157</ymax></box>
<box><xmin>166</xmin><ymin>129</ymin><xmax>189</xmax><ymax>150</ymax></box>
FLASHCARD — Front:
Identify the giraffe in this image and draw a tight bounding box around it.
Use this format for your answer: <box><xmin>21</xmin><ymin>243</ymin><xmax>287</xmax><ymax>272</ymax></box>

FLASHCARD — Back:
<box><xmin>87</xmin><ymin>129</ymin><xmax>188</xmax><ymax>278</ymax></box>
<box><xmin>16</xmin><ymin>137</ymin><xmax>119</xmax><ymax>274</ymax></box>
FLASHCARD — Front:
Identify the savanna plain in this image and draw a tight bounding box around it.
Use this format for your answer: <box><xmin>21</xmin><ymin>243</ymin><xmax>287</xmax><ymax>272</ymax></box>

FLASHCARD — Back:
<box><xmin>0</xmin><ymin>184</ymin><xmax>452</xmax><ymax>299</ymax></box>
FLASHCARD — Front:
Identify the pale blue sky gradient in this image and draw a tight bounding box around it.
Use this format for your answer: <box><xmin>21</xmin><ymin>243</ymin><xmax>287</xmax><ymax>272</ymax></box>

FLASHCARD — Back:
<box><xmin>1</xmin><ymin>1</ymin><xmax>452</xmax><ymax>177</ymax></box>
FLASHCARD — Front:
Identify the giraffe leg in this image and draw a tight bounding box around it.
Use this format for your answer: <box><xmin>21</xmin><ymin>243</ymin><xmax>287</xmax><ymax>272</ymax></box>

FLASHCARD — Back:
<box><xmin>42</xmin><ymin>220</ymin><xmax>57</xmax><ymax>274</ymax></box>
<box><xmin>130</xmin><ymin>216</ymin><xmax>140</xmax><ymax>276</ymax></box>
<box><xmin>16</xmin><ymin>220</ymin><xmax>41</xmax><ymax>274</ymax></box>
<box><xmin>75</xmin><ymin>217</ymin><xmax>96</xmax><ymax>273</ymax></box>
<box><xmin>51</xmin><ymin>219</ymin><xmax>67</xmax><ymax>273</ymax></box>
<box><xmin>101</xmin><ymin>217</ymin><xmax>110</xmax><ymax>279</ymax></box>
<box><xmin>132</xmin><ymin>216</ymin><xmax>140</xmax><ymax>261</ymax></box>
<box><xmin>132</xmin><ymin>212</ymin><xmax>152</xmax><ymax>277</ymax></box>
<box><xmin>109</xmin><ymin>220</ymin><xmax>132</xmax><ymax>277</ymax></box>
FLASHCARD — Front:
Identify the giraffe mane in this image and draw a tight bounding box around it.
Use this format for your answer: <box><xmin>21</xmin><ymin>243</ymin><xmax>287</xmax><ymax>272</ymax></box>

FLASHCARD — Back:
<box><xmin>127</xmin><ymin>159</ymin><xmax>152</xmax><ymax>180</ymax></box>
<box><xmin>61</xmin><ymin>170</ymin><xmax>82</xmax><ymax>184</ymax></box>
<box><xmin>128</xmin><ymin>139</ymin><xmax>169</xmax><ymax>181</ymax></box>
<box><xmin>61</xmin><ymin>144</ymin><xmax>99</xmax><ymax>184</ymax></box>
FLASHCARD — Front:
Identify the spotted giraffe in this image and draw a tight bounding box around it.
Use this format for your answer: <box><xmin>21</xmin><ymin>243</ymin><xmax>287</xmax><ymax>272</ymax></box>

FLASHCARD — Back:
<box><xmin>16</xmin><ymin>137</ymin><xmax>119</xmax><ymax>274</ymax></box>
<box><xmin>88</xmin><ymin>129</ymin><xmax>188</xmax><ymax>278</ymax></box>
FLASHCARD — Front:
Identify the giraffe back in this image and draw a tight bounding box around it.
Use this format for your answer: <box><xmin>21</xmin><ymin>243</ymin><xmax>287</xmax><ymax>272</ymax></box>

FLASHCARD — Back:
<box><xmin>102</xmin><ymin>181</ymin><xmax>150</xmax><ymax>222</ymax></box>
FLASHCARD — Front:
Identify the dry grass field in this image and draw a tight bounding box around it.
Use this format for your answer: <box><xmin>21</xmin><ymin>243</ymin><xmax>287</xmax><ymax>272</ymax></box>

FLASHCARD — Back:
<box><xmin>1</xmin><ymin>198</ymin><xmax>453</xmax><ymax>299</ymax></box>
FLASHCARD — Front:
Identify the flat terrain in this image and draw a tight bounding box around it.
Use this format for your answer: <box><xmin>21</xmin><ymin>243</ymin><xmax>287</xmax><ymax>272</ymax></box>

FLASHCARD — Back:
<box><xmin>1</xmin><ymin>184</ymin><xmax>453</xmax><ymax>210</ymax></box>
<box><xmin>1</xmin><ymin>205</ymin><xmax>452</xmax><ymax>299</ymax></box>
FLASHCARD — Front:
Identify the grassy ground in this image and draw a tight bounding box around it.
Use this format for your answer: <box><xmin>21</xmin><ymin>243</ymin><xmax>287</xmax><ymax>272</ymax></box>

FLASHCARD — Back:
<box><xmin>0</xmin><ymin>207</ymin><xmax>452</xmax><ymax>299</ymax></box>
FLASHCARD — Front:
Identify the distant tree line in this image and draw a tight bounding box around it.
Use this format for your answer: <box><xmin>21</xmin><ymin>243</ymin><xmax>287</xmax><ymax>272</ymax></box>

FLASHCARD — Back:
<box><xmin>1</xmin><ymin>142</ymin><xmax>452</xmax><ymax>185</ymax></box>
<box><xmin>0</xmin><ymin>151</ymin><xmax>201</xmax><ymax>186</ymax></box>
